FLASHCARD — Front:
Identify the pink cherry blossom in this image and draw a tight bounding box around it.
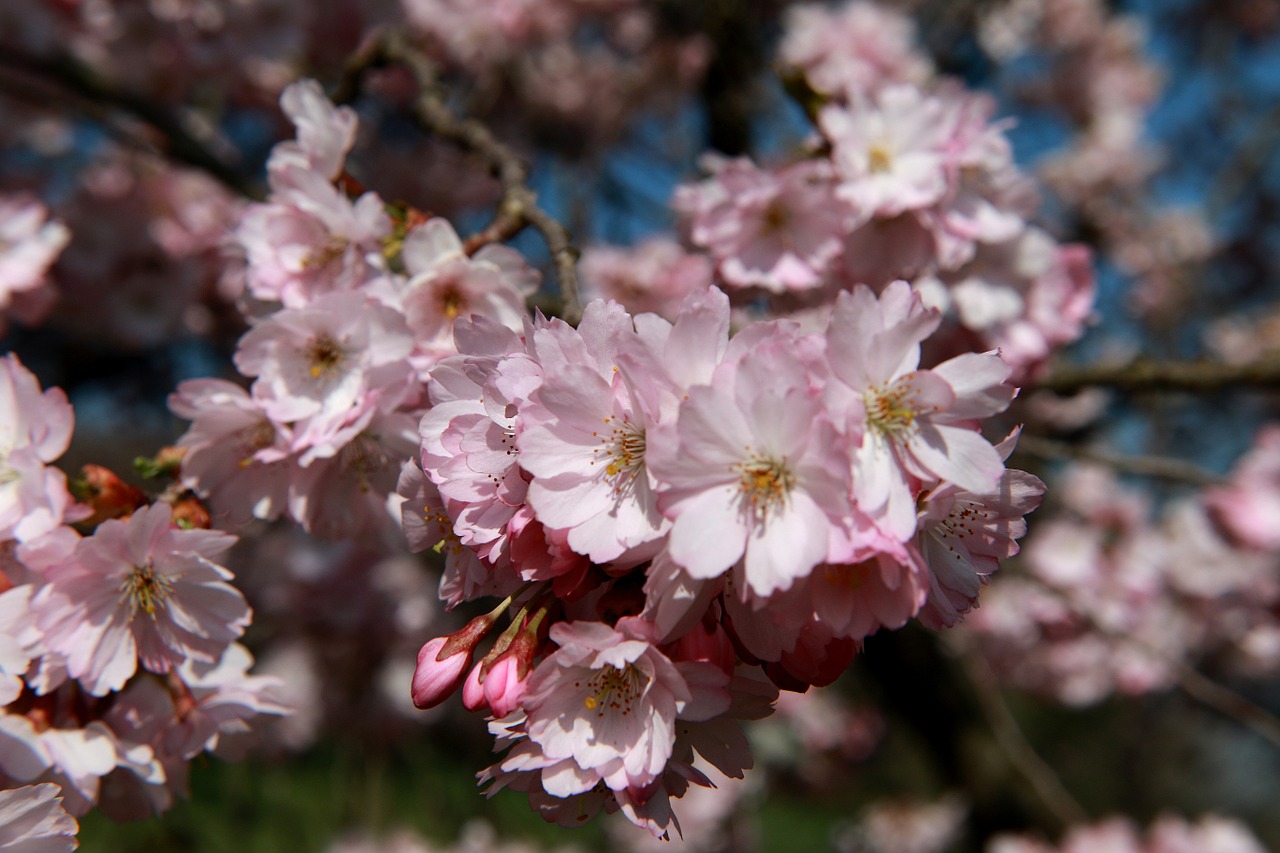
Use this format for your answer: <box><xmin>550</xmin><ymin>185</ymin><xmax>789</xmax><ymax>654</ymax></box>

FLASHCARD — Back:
<box><xmin>675</xmin><ymin>158</ymin><xmax>848</xmax><ymax>293</ymax></box>
<box><xmin>579</xmin><ymin>238</ymin><xmax>713</xmax><ymax>319</ymax></box>
<box><xmin>647</xmin><ymin>331</ymin><xmax>856</xmax><ymax>597</ymax></box>
<box><xmin>235</xmin><ymin>290</ymin><xmax>414</xmax><ymax>424</ymax></box>
<box><xmin>824</xmin><ymin>282</ymin><xmax>1013</xmax><ymax>540</ymax></box>
<box><xmin>820</xmin><ymin>86</ymin><xmax>953</xmax><ymax>225</ymax></box>
<box><xmin>33</xmin><ymin>503</ymin><xmax>251</xmax><ymax>696</ymax></box>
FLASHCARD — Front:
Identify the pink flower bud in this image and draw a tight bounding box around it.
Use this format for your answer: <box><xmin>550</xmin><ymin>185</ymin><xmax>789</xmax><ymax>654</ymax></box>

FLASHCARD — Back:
<box><xmin>411</xmin><ymin>637</ymin><xmax>471</xmax><ymax>709</ymax></box>
<box><xmin>482</xmin><ymin>654</ymin><xmax>529</xmax><ymax>718</ymax></box>
<box><xmin>461</xmin><ymin>661</ymin><xmax>489</xmax><ymax>712</ymax></box>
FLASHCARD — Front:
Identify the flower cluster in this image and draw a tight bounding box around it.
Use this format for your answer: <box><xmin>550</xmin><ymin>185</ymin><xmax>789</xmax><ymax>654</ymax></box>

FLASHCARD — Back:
<box><xmin>954</xmin><ymin>462</ymin><xmax>1280</xmax><ymax>705</ymax></box>
<box><xmin>173</xmin><ymin>80</ymin><xmax>538</xmax><ymax>540</ymax></box>
<box><xmin>663</xmin><ymin>0</ymin><xmax>1095</xmax><ymax>379</ymax></box>
<box><xmin>0</xmin><ymin>355</ymin><xmax>286</xmax><ymax>838</ymax></box>
<box><xmin>406</xmin><ymin>280</ymin><xmax>1041</xmax><ymax>835</ymax></box>
<box><xmin>990</xmin><ymin>814</ymin><xmax>1269</xmax><ymax>853</ymax></box>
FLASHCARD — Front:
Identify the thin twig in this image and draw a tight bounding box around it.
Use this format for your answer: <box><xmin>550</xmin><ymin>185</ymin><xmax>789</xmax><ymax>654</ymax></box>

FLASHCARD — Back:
<box><xmin>1032</xmin><ymin>356</ymin><xmax>1280</xmax><ymax>395</ymax></box>
<box><xmin>1039</xmin><ymin>586</ymin><xmax>1280</xmax><ymax>751</ymax></box>
<box><xmin>0</xmin><ymin>45</ymin><xmax>258</xmax><ymax>199</ymax></box>
<box><xmin>961</xmin><ymin>653</ymin><xmax>1091</xmax><ymax>829</ymax></box>
<box><xmin>1166</xmin><ymin>657</ymin><xmax>1280</xmax><ymax>749</ymax></box>
<box><xmin>334</xmin><ymin>30</ymin><xmax>583</xmax><ymax>324</ymax></box>
<box><xmin>1014</xmin><ymin>434</ymin><xmax>1225</xmax><ymax>487</ymax></box>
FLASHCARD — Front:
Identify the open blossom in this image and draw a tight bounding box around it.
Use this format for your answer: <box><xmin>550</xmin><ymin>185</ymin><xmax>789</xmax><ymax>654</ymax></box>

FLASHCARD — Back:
<box><xmin>647</xmin><ymin>328</ymin><xmax>857</xmax><ymax>597</ymax></box>
<box><xmin>517</xmin><ymin>300</ymin><xmax>669</xmax><ymax>564</ymax></box>
<box><xmin>0</xmin><ymin>354</ymin><xmax>80</xmax><ymax>544</ymax></box>
<box><xmin>32</xmin><ymin>503</ymin><xmax>251</xmax><ymax>696</ymax></box>
<box><xmin>579</xmin><ymin>238</ymin><xmax>713</xmax><ymax>319</ymax></box>
<box><xmin>825</xmin><ymin>282</ymin><xmax>1014</xmax><ymax>540</ymax></box>
<box><xmin>495</xmin><ymin>618</ymin><xmax>725</xmax><ymax>809</ymax></box>
<box><xmin>169</xmin><ymin>378</ymin><xmax>294</xmax><ymax>526</ymax></box>
<box><xmin>391</xmin><ymin>218</ymin><xmax>538</xmax><ymax>357</ymax></box>
<box><xmin>674</xmin><ymin>158</ymin><xmax>848</xmax><ymax>293</ymax></box>
<box><xmin>237</xmin><ymin>169</ymin><xmax>392</xmax><ymax>308</ymax></box>
<box><xmin>235</xmin><ymin>290</ymin><xmax>414</xmax><ymax>424</ymax></box>
<box><xmin>820</xmin><ymin>86</ymin><xmax>953</xmax><ymax>224</ymax></box>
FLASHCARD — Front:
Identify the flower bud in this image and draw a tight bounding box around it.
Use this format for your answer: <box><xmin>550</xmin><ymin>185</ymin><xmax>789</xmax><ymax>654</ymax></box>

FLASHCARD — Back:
<box><xmin>461</xmin><ymin>661</ymin><xmax>488</xmax><ymax>712</ymax></box>
<box><xmin>411</xmin><ymin>637</ymin><xmax>471</xmax><ymax>709</ymax></box>
<box><xmin>481</xmin><ymin>654</ymin><xmax>528</xmax><ymax>719</ymax></box>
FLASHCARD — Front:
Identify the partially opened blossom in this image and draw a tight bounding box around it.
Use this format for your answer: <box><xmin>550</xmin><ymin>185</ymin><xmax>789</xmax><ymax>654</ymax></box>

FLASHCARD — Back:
<box><xmin>33</xmin><ymin>503</ymin><xmax>251</xmax><ymax>696</ymax></box>
<box><xmin>268</xmin><ymin>79</ymin><xmax>359</xmax><ymax>184</ymax></box>
<box><xmin>518</xmin><ymin>618</ymin><xmax>693</xmax><ymax>794</ymax></box>
<box><xmin>914</xmin><ymin>459</ymin><xmax>1045</xmax><ymax>628</ymax></box>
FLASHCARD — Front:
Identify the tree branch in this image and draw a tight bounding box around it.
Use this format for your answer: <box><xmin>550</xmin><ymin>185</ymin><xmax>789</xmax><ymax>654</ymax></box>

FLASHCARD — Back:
<box><xmin>1032</xmin><ymin>355</ymin><xmax>1280</xmax><ymax>395</ymax></box>
<box><xmin>0</xmin><ymin>45</ymin><xmax>259</xmax><ymax>199</ymax></box>
<box><xmin>334</xmin><ymin>30</ymin><xmax>583</xmax><ymax>324</ymax></box>
<box><xmin>1013</xmin><ymin>434</ymin><xmax>1225</xmax><ymax>487</ymax></box>
<box><xmin>961</xmin><ymin>653</ymin><xmax>1091</xmax><ymax>829</ymax></box>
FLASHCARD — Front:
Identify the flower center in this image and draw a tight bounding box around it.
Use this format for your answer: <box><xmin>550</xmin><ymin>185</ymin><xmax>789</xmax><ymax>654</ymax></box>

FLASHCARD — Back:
<box><xmin>762</xmin><ymin>199</ymin><xmax>791</xmax><ymax>234</ymax></box>
<box><xmin>582</xmin><ymin>664</ymin><xmax>645</xmax><ymax>717</ymax></box>
<box><xmin>439</xmin><ymin>285</ymin><xmax>465</xmax><ymax>319</ymax></box>
<box><xmin>865</xmin><ymin>385</ymin><xmax>921</xmax><ymax>436</ymax></box>
<box><xmin>593</xmin><ymin>416</ymin><xmax>646</xmax><ymax>493</ymax></box>
<box><xmin>0</xmin><ymin>447</ymin><xmax>17</xmax><ymax>486</ymax></box>
<box><xmin>307</xmin><ymin>335</ymin><xmax>346</xmax><ymax>379</ymax></box>
<box><xmin>121</xmin><ymin>560</ymin><xmax>172</xmax><ymax>618</ymax></box>
<box><xmin>867</xmin><ymin>143</ymin><xmax>894</xmax><ymax>174</ymax></box>
<box><xmin>303</xmin><ymin>238</ymin><xmax>348</xmax><ymax>270</ymax></box>
<box><xmin>734</xmin><ymin>454</ymin><xmax>794</xmax><ymax>518</ymax></box>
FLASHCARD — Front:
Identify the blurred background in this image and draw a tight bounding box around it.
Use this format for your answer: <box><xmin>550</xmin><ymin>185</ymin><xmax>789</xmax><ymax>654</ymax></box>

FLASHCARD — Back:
<box><xmin>3</xmin><ymin>1</ymin><xmax>1280</xmax><ymax>851</ymax></box>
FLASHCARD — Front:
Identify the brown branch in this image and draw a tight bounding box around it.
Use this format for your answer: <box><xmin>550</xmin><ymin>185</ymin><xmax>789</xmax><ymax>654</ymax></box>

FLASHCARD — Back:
<box><xmin>961</xmin><ymin>653</ymin><xmax>1091</xmax><ymax>829</ymax></box>
<box><xmin>1166</xmin><ymin>657</ymin><xmax>1280</xmax><ymax>750</ymax></box>
<box><xmin>335</xmin><ymin>30</ymin><xmax>583</xmax><ymax>324</ymax></box>
<box><xmin>1013</xmin><ymin>434</ymin><xmax>1225</xmax><ymax>487</ymax></box>
<box><xmin>1032</xmin><ymin>355</ymin><xmax>1280</xmax><ymax>395</ymax></box>
<box><xmin>0</xmin><ymin>45</ymin><xmax>258</xmax><ymax>199</ymax></box>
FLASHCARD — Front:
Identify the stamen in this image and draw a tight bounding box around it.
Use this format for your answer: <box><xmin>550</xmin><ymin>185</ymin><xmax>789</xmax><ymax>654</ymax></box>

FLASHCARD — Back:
<box><xmin>865</xmin><ymin>382</ymin><xmax>926</xmax><ymax>437</ymax></box>
<box><xmin>120</xmin><ymin>560</ymin><xmax>172</xmax><ymax>618</ymax></box>
<box><xmin>306</xmin><ymin>335</ymin><xmax>346</xmax><ymax>379</ymax></box>
<box><xmin>583</xmin><ymin>664</ymin><xmax>646</xmax><ymax>717</ymax></box>
<box><xmin>591</xmin><ymin>416</ymin><xmax>646</xmax><ymax>495</ymax></box>
<box><xmin>734</xmin><ymin>454</ymin><xmax>794</xmax><ymax>519</ymax></box>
